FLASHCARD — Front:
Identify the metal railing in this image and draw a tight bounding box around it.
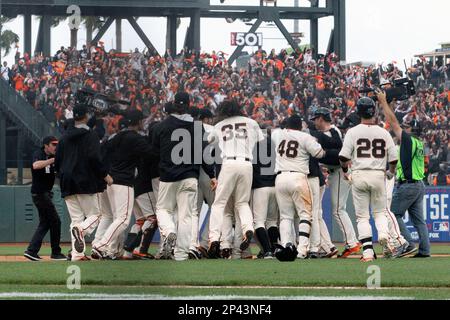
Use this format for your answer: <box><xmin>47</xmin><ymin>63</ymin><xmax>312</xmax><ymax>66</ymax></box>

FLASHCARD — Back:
<box><xmin>0</xmin><ymin>79</ymin><xmax>60</xmax><ymax>146</ymax></box>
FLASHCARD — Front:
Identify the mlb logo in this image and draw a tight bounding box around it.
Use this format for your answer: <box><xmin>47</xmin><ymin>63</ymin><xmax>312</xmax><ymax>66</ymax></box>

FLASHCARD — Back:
<box><xmin>433</xmin><ymin>222</ymin><xmax>449</xmax><ymax>232</ymax></box>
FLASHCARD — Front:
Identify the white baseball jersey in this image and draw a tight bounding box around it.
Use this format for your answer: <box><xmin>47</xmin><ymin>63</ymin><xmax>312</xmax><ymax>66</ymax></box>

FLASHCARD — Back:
<box><xmin>275</xmin><ymin>129</ymin><xmax>325</xmax><ymax>174</ymax></box>
<box><xmin>203</xmin><ymin>123</ymin><xmax>214</xmax><ymax>134</ymax></box>
<box><xmin>339</xmin><ymin>124</ymin><xmax>398</xmax><ymax>170</ymax></box>
<box><xmin>208</xmin><ymin>116</ymin><xmax>264</xmax><ymax>161</ymax></box>
<box><xmin>271</xmin><ymin>127</ymin><xmax>283</xmax><ymax>148</ymax></box>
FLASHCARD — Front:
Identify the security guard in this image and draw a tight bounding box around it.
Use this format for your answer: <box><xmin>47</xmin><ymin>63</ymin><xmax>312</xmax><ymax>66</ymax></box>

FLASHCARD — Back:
<box><xmin>24</xmin><ymin>136</ymin><xmax>66</xmax><ymax>261</ymax></box>
<box><xmin>377</xmin><ymin>90</ymin><xmax>430</xmax><ymax>258</ymax></box>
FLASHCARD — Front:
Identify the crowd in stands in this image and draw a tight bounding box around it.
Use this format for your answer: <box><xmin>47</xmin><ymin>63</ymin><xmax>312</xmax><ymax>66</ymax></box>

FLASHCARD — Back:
<box><xmin>1</xmin><ymin>44</ymin><xmax>449</xmax><ymax>185</ymax></box>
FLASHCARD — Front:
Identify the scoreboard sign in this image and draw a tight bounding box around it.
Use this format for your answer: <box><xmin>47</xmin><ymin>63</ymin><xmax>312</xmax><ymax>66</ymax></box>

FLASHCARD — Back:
<box><xmin>230</xmin><ymin>32</ymin><xmax>263</xmax><ymax>47</ymax></box>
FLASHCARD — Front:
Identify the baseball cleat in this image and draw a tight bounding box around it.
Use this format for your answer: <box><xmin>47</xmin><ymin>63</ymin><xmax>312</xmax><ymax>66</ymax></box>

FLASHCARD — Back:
<box><xmin>197</xmin><ymin>246</ymin><xmax>208</xmax><ymax>258</ymax></box>
<box><xmin>90</xmin><ymin>247</ymin><xmax>104</xmax><ymax>260</ymax></box>
<box><xmin>297</xmin><ymin>252</ymin><xmax>308</xmax><ymax>259</ymax></box>
<box><xmin>379</xmin><ymin>238</ymin><xmax>395</xmax><ymax>259</ymax></box>
<box><xmin>307</xmin><ymin>252</ymin><xmax>320</xmax><ymax>259</ymax></box>
<box><xmin>240</xmin><ymin>230</ymin><xmax>254</xmax><ymax>251</ymax></box>
<box><xmin>207</xmin><ymin>241</ymin><xmax>221</xmax><ymax>259</ymax></box>
<box><xmin>162</xmin><ymin>233</ymin><xmax>177</xmax><ymax>260</ymax></box>
<box><xmin>263</xmin><ymin>252</ymin><xmax>275</xmax><ymax>260</ymax></box>
<box><xmin>133</xmin><ymin>250</ymin><xmax>155</xmax><ymax>260</ymax></box>
<box><xmin>324</xmin><ymin>247</ymin><xmax>339</xmax><ymax>258</ymax></box>
<box><xmin>24</xmin><ymin>251</ymin><xmax>42</xmax><ymax>261</ymax></box>
<box><xmin>338</xmin><ymin>243</ymin><xmax>361</xmax><ymax>258</ymax></box>
<box><xmin>220</xmin><ymin>248</ymin><xmax>232</xmax><ymax>259</ymax></box>
<box><xmin>71</xmin><ymin>226</ymin><xmax>85</xmax><ymax>254</ymax></box>
<box><xmin>72</xmin><ymin>255</ymin><xmax>91</xmax><ymax>261</ymax></box>
<box><xmin>360</xmin><ymin>256</ymin><xmax>375</xmax><ymax>263</ymax></box>
<box><xmin>188</xmin><ymin>249</ymin><xmax>202</xmax><ymax>260</ymax></box>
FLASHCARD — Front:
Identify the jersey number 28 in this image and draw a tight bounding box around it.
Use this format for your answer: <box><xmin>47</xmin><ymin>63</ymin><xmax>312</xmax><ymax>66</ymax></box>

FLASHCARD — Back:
<box><xmin>356</xmin><ymin>139</ymin><xmax>386</xmax><ymax>159</ymax></box>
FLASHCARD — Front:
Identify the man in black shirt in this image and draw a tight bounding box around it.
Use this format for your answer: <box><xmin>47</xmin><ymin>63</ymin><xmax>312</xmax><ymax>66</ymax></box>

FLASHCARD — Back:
<box><xmin>24</xmin><ymin>136</ymin><xmax>66</xmax><ymax>261</ymax></box>
<box><xmin>92</xmin><ymin>110</ymin><xmax>154</xmax><ymax>259</ymax></box>
<box><xmin>152</xmin><ymin>92</ymin><xmax>216</xmax><ymax>261</ymax></box>
<box><xmin>55</xmin><ymin>104</ymin><xmax>113</xmax><ymax>261</ymax></box>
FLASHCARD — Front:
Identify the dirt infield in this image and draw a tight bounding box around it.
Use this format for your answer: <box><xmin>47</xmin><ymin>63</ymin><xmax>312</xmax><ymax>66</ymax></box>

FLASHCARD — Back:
<box><xmin>2</xmin><ymin>254</ymin><xmax>450</xmax><ymax>262</ymax></box>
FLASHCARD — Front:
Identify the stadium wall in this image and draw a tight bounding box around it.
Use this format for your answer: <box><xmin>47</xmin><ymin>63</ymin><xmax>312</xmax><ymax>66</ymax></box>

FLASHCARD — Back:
<box><xmin>0</xmin><ymin>185</ymin><xmax>448</xmax><ymax>243</ymax></box>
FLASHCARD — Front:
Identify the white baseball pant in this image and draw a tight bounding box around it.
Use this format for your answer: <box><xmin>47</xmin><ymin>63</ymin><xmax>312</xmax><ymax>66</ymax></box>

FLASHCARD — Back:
<box><xmin>196</xmin><ymin>168</ymin><xmax>215</xmax><ymax>249</ymax></box>
<box><xmin>92</xmin><ymin>191</ymin><xmax>113</xmax><ymax>250</ymax></box>
<box><xmin>385</xmin><ymin>176</ymin><xmax>407</xmax><ymax>246</ymax></box>
<box><xmin>308</xmin><ymin>177</ymin><xmax>334</xmax><ymax>253</ymax></box>
<box><xmin>250</xmin><ymin>187</ymin><xmax>279</xmax><ymax>230</ymax></box>
<box><xmin>209</xmin><ymin>160</ymin><xmax>254</xmax><ymax>244</ymax></box>
<box><xmin>328</xmin><ymin>168</ymin><xmax>358</xmax><ymax>247</ymax></box>
<box><xmin>351</xmin><ymin>170</ymin><xmax>391</xmax><ymax>257</ymax></box>
<box><xmin>65</xmin><ymin>193</ymin><xmax>102</xmax><ymax>260</ymax></box>
<box><xmin>93</xmin><ymin>184</ymin><xmax>134</xmax><ymax>256</ymax></box>
<box><xmin>156</xmin><ymin>178</ymin><xmax>198</xmax><ymax>261</ymax></box>
<box><xmin>275</xmin><ymin>172</ymin><xmax>313</xmax><ymax>257</ymax></box>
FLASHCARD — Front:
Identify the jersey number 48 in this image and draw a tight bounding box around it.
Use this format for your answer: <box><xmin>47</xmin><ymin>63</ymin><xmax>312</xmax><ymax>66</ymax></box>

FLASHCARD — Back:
<box><xmin>278</xmin><ymin>140</ymin><xmax>299</xmax><ymax>158</ymax></box>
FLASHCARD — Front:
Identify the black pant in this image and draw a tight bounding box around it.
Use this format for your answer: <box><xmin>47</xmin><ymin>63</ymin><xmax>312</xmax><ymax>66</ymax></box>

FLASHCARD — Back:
<box><xmin>27</xmin><ymin>192</ymin><xmax>62</xmax><ymax>255</ymax></box>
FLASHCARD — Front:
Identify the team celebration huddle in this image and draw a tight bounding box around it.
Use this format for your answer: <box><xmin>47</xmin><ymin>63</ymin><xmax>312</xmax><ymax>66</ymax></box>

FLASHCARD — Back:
<box><xmin>28</xmin><ymin>84</ymin><xmax>428</xmax><ymax>263</ymax></box>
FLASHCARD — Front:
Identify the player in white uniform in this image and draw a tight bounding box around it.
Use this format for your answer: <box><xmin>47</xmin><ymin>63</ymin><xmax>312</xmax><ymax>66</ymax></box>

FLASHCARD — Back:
<box><xmin>195</xmin><ymin>109</ymin><xmax>216</xmax><ymax>256</ymax></box>
<box><xmin>384</xmin><ymin>142</ymin><xmax>411</xmax><ymax>257</ymax></box>
<box><xmin>274</xmin><ymin>115</ymin><xmax>326</xmax><ymax>258</ymax></box>
<box><xmin>339</xmin><ymin>98</ymin><xmax>402</xmax><ymax>262</ymax></box>
<box><xmin>207</xmin><ymin>100</ymin><xmax>264</xmax><ymax>258</ymax></box>
<box><xmin>313</xmin><ymin>113</ymin><xmax>360</xmax><ymax>258</ymax></box>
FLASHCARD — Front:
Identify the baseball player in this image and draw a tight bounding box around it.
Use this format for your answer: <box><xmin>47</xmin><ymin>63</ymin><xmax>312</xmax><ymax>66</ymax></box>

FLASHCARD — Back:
<box><xmin>339</xmin><ymin>97</ymin><xmax>402</xmax><ymax>262</ymax></box>
<box><xmin>251</xmin><ymin>125</ymin><xmax>278</xmax><ymax>259</ymax></box>
<box><xmin>274</xmin><ymin>115</ymin><xmax>326</xmax><ymax>259</ymax></box>
<box><xmin>341</xmin><ymin>113</ymin><xmax>411</xmax><ymax>258</ymax></box>
<box><xmin>384</xmin><ymin>141</ymin><xmax>412</xmax><ymax>258</ymax></box>
<box><xmin>152</xmin><ymin>93</ymin><xmax>216</xmax><ymax>261</ymax></box>
<box><xmin>312</xmin><ymin>108</ymin><xmax>360</xmax><ymax>258</ymax></box>
<box><xmin>122</xmin><ymin>148</ymin><xmax>159</xmax><ymax>260</ymax></box>
<box><xmin>207</xmin><ymin>100</ymin><xmax>264</xmax><ymax>259</ymax></box>
<box><xmin>55</xmin><ymin>104</ymin><xmax>113</xmax><ymax>261</ymax></box>
<box><xmin>90</xmin><ymin>110</ymin><xmax>154</xmax><ymax>259</ymax></box>
<box><xmin>188</xmin><ymin>108</ymin><xmax>216</xmax><ymax>258</ymax></box>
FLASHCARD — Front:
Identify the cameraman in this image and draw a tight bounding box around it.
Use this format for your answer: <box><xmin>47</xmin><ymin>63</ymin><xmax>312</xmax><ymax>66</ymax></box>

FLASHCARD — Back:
<box><xmin>377</xmin><ymin>90</ymin><xmax>430</xmax><ymax>258</ymax></box>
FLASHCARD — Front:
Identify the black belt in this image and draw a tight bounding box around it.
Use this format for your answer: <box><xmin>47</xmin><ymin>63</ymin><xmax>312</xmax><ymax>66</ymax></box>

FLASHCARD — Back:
<box><xmin>226</xmin><ymin>157</ymin><xmax>250</xmax><ymax>162</ymax></box>
<box><xmin>398</xmin><ymin>180</ymin><xmax>421</xmax><ymax>185</ymax></box>
<box><xmin>277</xmin><ymin>171</ymin><xmax>301</xmax><ymax>175</ymax></box>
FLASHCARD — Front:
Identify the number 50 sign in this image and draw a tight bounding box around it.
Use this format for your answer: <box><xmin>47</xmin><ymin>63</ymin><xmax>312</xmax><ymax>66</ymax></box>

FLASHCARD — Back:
<box><xmin>230</xmin><ymin>32</ymin><xmax>263</xmax><ymax>47</ymax></box>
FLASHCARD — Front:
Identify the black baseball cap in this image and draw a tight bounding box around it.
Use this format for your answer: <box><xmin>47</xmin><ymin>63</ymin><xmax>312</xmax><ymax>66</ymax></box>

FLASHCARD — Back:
<box><xmin>174</xmin><ymin>92</ymin><xmax>190</xmax><ymax>106</ymax></box>
<box><xmin>126</xmin><ymin>110</ymin><xmax>144</xmax><ymax>126</ymax></box>
<box><xmin>43</xmin><ymin>136</ymin><xmax>58</xmax><ymax>146</ymax></box>
<box><xmin>73</xmin><ymin>104</ymin><xmax>89</xmax><ymax>118</ymax></box>
<box><xmin>118</xmin><ymin>117</ymin><xmax>129</xmax><ymax>130</ymax></box>
<box><xmin>199</xmin><ymin>108</ymin><xmax>213</xmax><ymax>120</ymax></box>
<box><xmin>311</xmin><ymin>107</ymin><xmax>332</xmax><ymax>122</ymax></box>
<box><xmin>339</xmin><ymin>112</ymin><xmax>361</xmax><ymax>130</ymax></box>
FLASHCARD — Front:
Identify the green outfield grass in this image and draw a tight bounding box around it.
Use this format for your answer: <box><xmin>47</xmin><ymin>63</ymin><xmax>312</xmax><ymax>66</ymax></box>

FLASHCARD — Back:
<box><xmin>2</xmin><ymin>243</ymin><xmax>450</xmax><ymax>256</ymax></box>
<box><xmin>0</xmin><ymin>244</ymin><xmax>449</xmax><ymax>300</ymax></box>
